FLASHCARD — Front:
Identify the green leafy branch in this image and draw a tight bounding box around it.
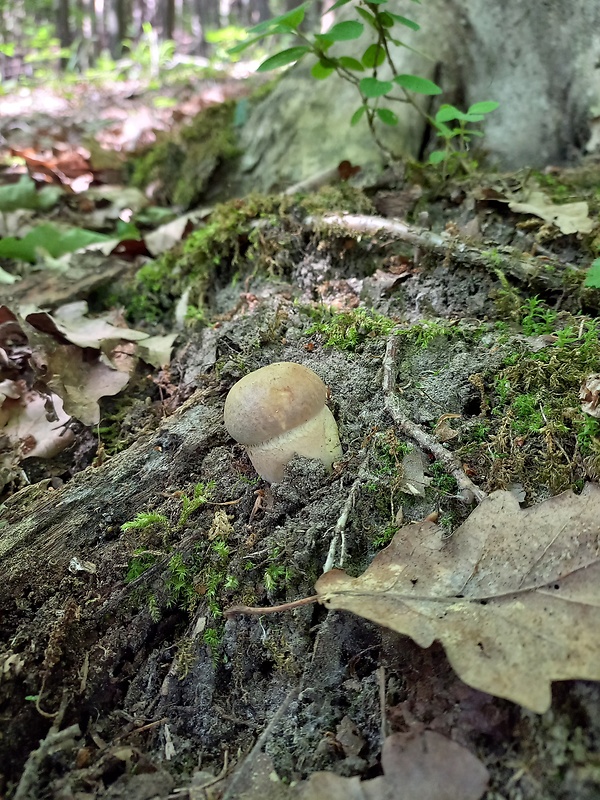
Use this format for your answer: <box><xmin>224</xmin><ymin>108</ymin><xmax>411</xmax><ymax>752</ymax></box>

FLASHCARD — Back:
<box><xmin>230</xmin><ymin>0</ymin><xmax>498</xmax><ymax>167</ymax></box>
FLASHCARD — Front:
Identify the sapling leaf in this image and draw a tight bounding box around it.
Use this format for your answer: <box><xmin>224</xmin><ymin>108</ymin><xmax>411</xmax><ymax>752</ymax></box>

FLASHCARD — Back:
<box><xmin>428</xmin><ymin>150</ymin><xmax>447</xmax><ymax>164</ymax></box>
<box><xmin>361</xmin><ymin>43</ymin><xmax>385</xmax><ymax>68</ymax></box>
<box><xmin>584</xmin><ymin>259</ymin><xmax>600</xmax><ymax>289</ymax></box>
<box><xmin>325</xmin><ymin>20</ymin><xmax>364</xmax><ymax>40</ymax></box>
<box><xmin>325</xmin><ymin>0</ymin><xmax>352</xmax><ymax>9</ymax></box>
<box><xmin>388</xmin><ymin>13</ymin><xmax>420</xmax><ymax>30</ymax></box>
<box><xmin>228</xmin><ymin>35</ymin><xmax>266</xmax><ymax>55</ymax></box>
<box><xmin>313</xmin><ymin>33</ymin><xmax>334</xmax><ymax>50</ymax></box>
<box><xmin>379</xmin><ymin>11</ymin><xmax>395</xmax><ymax>27</ymax></box>
<box><xmin>468</xmin><ymin>100</ymin><xmax>500</xmax><ymax>115</ymax></box>
<box><xmin>435</xmin><ymin>104</ymin><xmax>465</xmax><ymax>123</ymax></box>
<box><xmin>360</xmin><ymin>77</ymin><xmax>393</xmax><ymax>98</ymax></box>
<box><xmin>356</xmin><ymin>7</ymin><xmax>378</xmax><ymax>28</ymax></box>
<box><xmin>350</xmin><ymin>106</ymin><xmax>367</xmax><ymax>126</ymax></box>
<box><xmin>257</xmin><ymin>46</ymin><xmax>310</xmax><ymax>71</ymax></box>
<box><xmin>248</xmin><ymin>3</ymin><xmax>307</xmax><ymax>34</ymax></box>
<box><xmin>394</xmin><ymin>74</ymin><xmax>442</xmax><ymax>94</ymax></box>
<box><xmin>376</xmin><ymin>108</ymin><xmax>399</xmax><ymax>125</ymax></box>
<box><xmin>338</xmin><ymin>56</ymin><xmax>364</xmax><ymax>71</ymax></box>
<box><xmin>311</xmin><ymin>61</ymin><xmax>335</xmax><ymax>79</ymax></box>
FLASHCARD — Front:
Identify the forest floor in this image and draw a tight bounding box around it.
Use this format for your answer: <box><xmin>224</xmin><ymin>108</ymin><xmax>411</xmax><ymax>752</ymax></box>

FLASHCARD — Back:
<box><xmin>1</xmin><ymin>73</ymin><xmax>600</xmax><ymax>800</ymax></box>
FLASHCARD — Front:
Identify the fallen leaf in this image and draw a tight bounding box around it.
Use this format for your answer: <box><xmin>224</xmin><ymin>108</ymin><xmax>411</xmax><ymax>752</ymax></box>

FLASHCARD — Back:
<box><xmin>399</xmin><ymin>447</ymin><xmax>432</xmax><ymax>496</ymax></box>
<box><xmin>136</xmin><ymin>333</ymin><xmax>177</xmax><ymax>368</ymax></box>
<box><xmin>25</xmin><ymin>301</ymin><xmax>148</xmax><ymax>350</ymax></box>
<box><xmin>580</xmin><ymin>373</ymin><xmax>600</xmax><ymax>418</ymax></box>
<box><xmin>43</xmin><ymin>343</ymin><xmax>130</xmax><ymax>426</ymax></box>
<box><xmin>316</xmin><ymin>484</ymin><xmax>600</xmax><ymax>712</ymax></box>
<box><xmin>300</xmin><ymin>732</ymin><xmax>488</xmax><ymax>800</ymax></box>
<box><xmin>507</xmin><ymin>190</ymin><xmax>594</xmax><ymax>235</ymax></box>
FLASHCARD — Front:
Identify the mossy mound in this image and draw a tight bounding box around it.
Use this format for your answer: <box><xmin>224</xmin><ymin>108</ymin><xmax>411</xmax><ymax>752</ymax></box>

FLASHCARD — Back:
<box><xmin>131</xmin><ymin>101</ymin><xmax>239</xmax><ymax>208</ymax></box>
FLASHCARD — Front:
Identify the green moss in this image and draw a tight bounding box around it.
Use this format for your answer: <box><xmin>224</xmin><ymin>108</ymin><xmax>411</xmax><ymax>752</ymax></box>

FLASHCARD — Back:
<box><xmin>127</xmin><ymin>193</ymin><xmax>290</xmax><ymax>323</ymax></box>
<box><xmin>125</xmin><ymin>548</ymin><xmax>158</xmax><ymax>582</ymax></box>
<box><xmin>130</xmin><ymin>101</ymin><xmax>240</xmax><ymax>208</ymax></box>
<box><xmin>429</xmin><ymin>462</ymin><xmax>458</xmax><ymax>494</ymax></box>
<box><xmin>305</xmin><ymin>306</ymin><xmax>395</xmax><ymax>351</ymax></box>
<box><xmin>460</xmin><ymin>311</ymin><xmax>600</xmax><ymax>496</ymax></box>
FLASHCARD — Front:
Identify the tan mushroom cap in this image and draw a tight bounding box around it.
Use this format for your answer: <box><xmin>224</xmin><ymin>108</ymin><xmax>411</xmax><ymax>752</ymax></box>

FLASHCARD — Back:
<box><xmin>224</xmin><ymin>362</ymin><xmax>328</xmax><ymax>447</ymax></box>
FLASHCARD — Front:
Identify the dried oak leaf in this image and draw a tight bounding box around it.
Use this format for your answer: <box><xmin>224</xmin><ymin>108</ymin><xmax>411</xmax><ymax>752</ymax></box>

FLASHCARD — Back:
<box><xmin>300</xmin><ymin>732</ymin><xmax>488</xmax><ymax>800</ymax></box>
<box><xmin>507</xmin><ymin>190</ymin><xmax>594</xmax><ymax>235</ymax></box>
<box><xmin>316</xmin><ymin>484</ymin><xmax>600</xmax><ymax>713</ymax></box>
<box><xmin>25</xmin><ymin>301</ymin><xmax>148</xmax><ymax>350</ymax></box>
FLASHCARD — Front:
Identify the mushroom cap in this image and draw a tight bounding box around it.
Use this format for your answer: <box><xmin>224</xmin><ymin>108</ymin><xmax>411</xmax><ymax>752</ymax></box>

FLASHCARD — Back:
<box><xmin>224</xmin><ymin>362</ymin><xmax>328</xmax><ymax>447</ymax></box>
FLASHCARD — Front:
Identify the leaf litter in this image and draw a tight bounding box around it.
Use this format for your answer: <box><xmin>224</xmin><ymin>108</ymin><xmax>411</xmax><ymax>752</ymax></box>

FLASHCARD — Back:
<box><xmin>316</xmin><ymin>484</ymin><xmax>600</xmax><ymax>713</ymax></box>
<box><xmin>0</xmin><ymin>301</ymin><xmax>174</xmax><ymax>491</ymax></box>
<box><xmin>232</xmin><ymin>732</ymin><xmax>489</xmax><ymax>800</ymax></box>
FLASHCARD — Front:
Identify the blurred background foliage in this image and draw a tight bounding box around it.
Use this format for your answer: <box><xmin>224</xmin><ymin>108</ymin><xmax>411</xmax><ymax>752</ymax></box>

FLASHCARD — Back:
<box><xmin>0</xmin><ymin>0</ymin><xmax>326</xmax><ymax>86</ymax></box>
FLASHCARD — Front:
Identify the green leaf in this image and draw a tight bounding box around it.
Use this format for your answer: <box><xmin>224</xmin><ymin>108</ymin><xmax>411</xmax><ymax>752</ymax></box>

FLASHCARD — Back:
<box><xmin>313</xmin><ymin>33</ymin><xmax>334</xmax><ymax>50</ymax></box>
<box><xmin>468</xmin><ymin>100</ymin><xmax>499</xmax><ymax>115</ymax></box>
<box><xmin>393</xmin><ymin>74</ymin><xmax>442</xmax><ymax>94</ymax></box>
<box><xmin>379</xmin><ymin>11</ymin><xmax>395</xmax><ymax>27</ymax></box>
<box><xmin>350</xmin><ymin>106</ymin><xmax>367</xmax><ymax>126</ymax></box>
<box><xmin>0</xmin><ymin>175</ymin><xmax>62</xmax><ymax>213</ymax></box>
<box><xmin>311</xmin><ymin>60</ymin><xmax>335</xmax><ymax>79</ymax></box>
<box><xmin>339</xmin><ymin>56</ymin><xmax>364</xmax><ymax>71</ymax></box>
<box><xmin>360</xmin><ymin>77</ymin><xmax>393</xmax><ymax>98</ymax></box>
<box><xmin>434</xmin><ymin>120</ymin><xmax>454</xmax><ymax>138</ymax></box>
<box><xmin>435</xmin><ymin>104</ymin><xmax>466</xmax><ymax>123</ymax></box>
<box><xmin>361</xmin><ymin>43</ymin><xmax>385</xmax><ymax>68</ymax></box>
<box><xmin>325</xmin><ymin>20</ymin><xmax>364</xmax><ymax>40</ymax></box>
<box><xmin>248</xmin><ymin>4</ymin><xmax>307</xmax><ymax>35</ymax></box>
<box><xmin>356</xmin><ymin>7</ymin><xmax>378</xmax><ymax>28</ymax></box>
<box><xmin>0</xmin><ymin>223</ymin><xmax>111</xmax><ymax>263</ymax></box>
<box><xmin>376</xmin><ymin>108</ymin><xmax>398</xmax><ymax>125</ymax></box>
<box><xmin>257</xmin><ymin>46</ymin><xmax>310</xmax><ymax>71</ymax></box>
<box><xmin>326</xmin><ymin>0</ymin><xmax>352</xmax><ymax>10</ymax></box>
<box><xmin>228</xmin><ymin>35</ymin><xmax>265</xmax><ymax>55</ymax></box>
<box><xmin>584</xmin><ymin>259</ymin><xmax>600</xmax><ymax>289</ymax></box>
<box><xmin>428</xmin><ymin>150</ymin><xmax>447</xmax><ymax>164</ymax></box>
<box><xmin>388</xmin><ymin>13</ymin><xmax>420</xmax><ymax>30</ymax></box>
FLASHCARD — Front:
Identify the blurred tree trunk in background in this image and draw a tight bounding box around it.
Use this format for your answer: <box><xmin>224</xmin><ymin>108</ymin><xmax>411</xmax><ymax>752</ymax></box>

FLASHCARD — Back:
<box><xmin>161</xmin><ymin>0</ymin><xmax>174</xmax><ymax>40</ymax></box>
<box><xmin>0</xmin><ymin>0</ymin><xmax>325</xmax><ymax>74</ymax></box>
<box><xmin>56</xmin><ymin>0</ymin><xmax>72</xmax><ymax>67</ymax></box>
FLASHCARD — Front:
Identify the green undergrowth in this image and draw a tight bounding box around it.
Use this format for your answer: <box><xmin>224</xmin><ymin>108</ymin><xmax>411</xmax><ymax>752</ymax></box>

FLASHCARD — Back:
<box><xmin>460</xmin><ymin>300</ymin><xmax>600</xmax><ymax>497</ymax></box>
<box><xmin>120</xmin><ymin>482</ymin><xmax>297</xmax><ymax>668</ymax></box>
<box><xmin>126</xmin><ymin>185</ymin><xmax>376</xmax><ymax>325</ymax></box>
<box><xmin>130</xmin><ymin>101</ymin><xmax>240</xmax><ymax>208</ymax></box>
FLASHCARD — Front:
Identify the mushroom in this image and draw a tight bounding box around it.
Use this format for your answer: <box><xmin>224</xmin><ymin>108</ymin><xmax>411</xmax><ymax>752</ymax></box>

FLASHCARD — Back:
<box><xmin>224</xmin><ymin>361</ymin><xmax>343</xmax><ymax>483</ymax></box>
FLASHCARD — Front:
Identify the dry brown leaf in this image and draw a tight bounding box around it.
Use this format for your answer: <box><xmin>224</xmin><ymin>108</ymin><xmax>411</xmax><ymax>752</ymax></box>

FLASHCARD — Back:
<box><xmin>25</xmin><ymin>301</ymin><xmax>148</xmax><ymax>350</ymax></box>
<box><xmin>316</xmin><ymin>485</ymin><xmax>600</xmax><ymax>713</ymax></box>
<box><xmin>507</xmin><ymin>190</ymin><xmax>594</xmax><ymax>235</ymax></box>
<box><xmin>299</xmin><ymin>732</ymin><xmax>488</xmax><ymax>800</ymax></box>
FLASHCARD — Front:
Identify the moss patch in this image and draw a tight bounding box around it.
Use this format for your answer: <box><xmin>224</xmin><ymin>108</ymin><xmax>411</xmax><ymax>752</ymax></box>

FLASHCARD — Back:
<box><xmin>130</xmin><ymin>101</ymin><xmax>240</xmax><ymax>208</ymax></box>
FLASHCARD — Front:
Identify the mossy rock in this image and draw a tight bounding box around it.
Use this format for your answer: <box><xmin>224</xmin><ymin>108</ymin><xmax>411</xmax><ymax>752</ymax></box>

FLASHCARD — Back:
<box><xmin>131</xmin><ymin>101</ymin><xmax>239</xmax><ymax>208</ymax></box>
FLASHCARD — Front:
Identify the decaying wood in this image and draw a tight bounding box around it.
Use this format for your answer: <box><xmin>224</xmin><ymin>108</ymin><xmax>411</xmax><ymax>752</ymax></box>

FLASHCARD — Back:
<box><xmin>307</xmin><ymin>213</ymin><xmax>589</xmax><ymax>300</ymax></box>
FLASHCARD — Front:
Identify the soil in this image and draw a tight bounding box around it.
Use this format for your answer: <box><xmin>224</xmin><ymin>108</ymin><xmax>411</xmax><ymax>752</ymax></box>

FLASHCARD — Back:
<box><xmin>2</xmin><ymin>155</ymin><xmax>600</xmax><ymax>800</ymax></box>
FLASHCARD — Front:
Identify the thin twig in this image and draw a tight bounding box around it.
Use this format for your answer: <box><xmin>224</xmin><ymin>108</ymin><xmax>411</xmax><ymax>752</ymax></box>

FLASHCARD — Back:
<box><xmin>305</xmin><ymin>213</ymin><xmax>584</xmax><ymax>291</ymax></box>
<box><xmin>324</xmin><ymin>453</ymin><xmax>370</xmax><ymax>572</ymax></box>
<box><xmin>224</xmin><ymin>595</ymin><xmax>319</xmax><ymax>618</ymax></box>
<box><xmin>383</xmin><ymin>335</ymin><xmax>486</xmax><ymax>504</ymax></box>
<box><xmin>14</xmin><ymin>724</ymin><xmax>81</xmax><ymax>800</ymax></box>
<box><xmin>221</xmin><ymin>688</ymin><xmax>298</xmax><ymax>800</ymax></box>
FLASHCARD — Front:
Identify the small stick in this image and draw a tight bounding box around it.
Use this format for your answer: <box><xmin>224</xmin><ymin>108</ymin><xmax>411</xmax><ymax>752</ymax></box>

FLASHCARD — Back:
<box><xmin>306</xmin><ymin>213</ymin><xmax>584</xmax><ymax>291</ymax></box>
<box><xmin>324</xmin><ymin>453</ymin><xmax>370</xmax><ymax>572</ymax></box>
<box><xmin>383</xmin><ymin>336</ymin><xmax>486</xmax><ymax>504</ymax></box>
<box><xmin>224</xmin><ymin>595</ymin><xmax>319</xmax><ymax>618</ymax></box>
